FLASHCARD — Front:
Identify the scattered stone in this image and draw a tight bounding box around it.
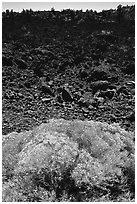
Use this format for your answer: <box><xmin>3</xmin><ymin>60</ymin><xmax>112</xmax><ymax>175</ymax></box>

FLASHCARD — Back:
<box><xmin>74</xmin><ymin>91</ymin><xmax>82</xmax><ymax>101</ymax></box>
<box><xmin>2</xmin><ymin>56</ymin><xmax>13</xmax><ymax>66</ymax></box>
<box><xmin>41</xmin><ymin>97</ymin><xmax>52</xmax><ymax>103</ymax></box>
<box><xmin>41</xmin><ymin>84</ymin><xmax>54</xmax><ymax>96</ymax></box>
<box><xmin>98</xmin><ymin>105</ymin><xmax>105</xmax><ymax>109</ymax></box>
<box><xmin>14</xmin><ymin>58</ymin><xmax>27</xmax><ymax>69</ymax></box>
<box><xmin>58</xmin><ymin>62</ymin><xmax>67</xmax><ymax>72</ymax></box>
<box><xmin>41</xmin><ymin>79</ymin><xmax>54</xmax><ymax>96</ymax></box>
<box><xmin>82</xmin><ymin>107</ymin><xmax>89</xmax><ymax>113</ymax></box>
<box><xmin>100</xmin><ymin>89</ymin><xmax>116</xmax><ymax>99</ymax></box>
<box><xmin>123</xmin><ymin>62</ymin><xmax>135</xmax><ymax>75</ymax></box>
<box><xmin>126</xmin><ymin>81</ymin><xmax>135</xmax><ymax>86</ymax></box>
<box><xmin>56</xmin><ymin>95</ymin><xmax>63</xmax><ymax>104</ymax></box>
<box><xmin>33</xmin><ymin>63</ymin><xmax>44</xmax><ymax>77</ymax></box>
<box><xmin>78</xmin><ymin>97</ymin><xmax>88</xmax><ymax>107</ymax></box>
<box><xmin>34</xmin><ymin>47</ymin><xmax>55</xmax><ymax>58</ymax></box>
<box><xmin>117</xmin><ymin>86</ymin><xmax>129</xmax><ymax>96</ymax></box>
<box><xmin>90</xmin><ymin>80</ymin><xmax>109</xmax><ymax>94</ymax></box>
<box><xmin>82</xmin><ymin>92</ymin><xmax>93</xmax><ymax>101</ymax></box>
<box><xmin>61</xmin><ymin>87</ymin><xmax>73</xmax><ymax>102</ymax></box>
<box><xmin>96</xmin><ymin>97</ymin><xmax>105</xmax><ymax>104</ymax></box>
<box><xmin>123</xmin><ymin>112</ymin><xmax>135</xmax><ymax>122</ymax></box>
<box><xmin>18</xmin><ymin>93</ymin><xmax>24</xmax><ymax>98</ymax></box>
<box><xmin>87</xmin><ymin>69</ymin><xmax>108</xmax><ymax>82</ymax></box>
<box><xmin>24</xmin><ymin>81</ymin><xmax>31</xmax><ymax>88</ymax></box>
<box><xmin>88</xmin><ymin>105</ymin><xmax>94</xmax><ymax>110</ymax></box>
<box><xmin>88</xmin><ymin>98</ymin><xmax>98</xmax><ymax>107</ymax></box>
<box><xmin>48</xmin><ymin>80</ymin><xmax>53</xmax><ymax>86</ymax></box>
<box><xmin>79</xmin><ymin>69</ymin><xmax>88</xmax><ymax>79</ymax></box>
<box><xmin>27</xmin><ymin>110</ymin><xmax>34</xmax><ymax>114</ymax></box>
<box><xmin>2</xmin><ymin>10</ymin><xmax>135</xmax><ymax>137</ymax></box>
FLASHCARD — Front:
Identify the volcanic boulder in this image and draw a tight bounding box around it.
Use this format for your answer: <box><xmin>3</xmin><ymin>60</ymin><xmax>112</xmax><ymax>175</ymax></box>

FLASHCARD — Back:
<box><xmin>14</xmin><ymin>58</ymin><xmax>28</xmax><ymax>69</ymax></box>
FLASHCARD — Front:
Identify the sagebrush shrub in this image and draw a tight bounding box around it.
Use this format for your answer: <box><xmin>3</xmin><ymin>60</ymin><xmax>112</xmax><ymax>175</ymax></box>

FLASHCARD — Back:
<box><xmin>2</xmin><ymin>119</ymin><xmax>134</xmax><ymax>202</ymax></box>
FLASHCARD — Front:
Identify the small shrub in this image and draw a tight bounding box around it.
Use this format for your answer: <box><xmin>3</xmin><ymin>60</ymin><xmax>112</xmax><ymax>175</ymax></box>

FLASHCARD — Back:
<box><xmin>2</xmin><ymin>119</ymin><xmax>134</xmax><ymax>201</ymax></box>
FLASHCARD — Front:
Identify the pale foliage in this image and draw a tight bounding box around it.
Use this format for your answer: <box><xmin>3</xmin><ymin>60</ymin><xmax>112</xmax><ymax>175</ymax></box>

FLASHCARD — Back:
<box><xmin>2</xmin><ymin>119</ymin><xmax>134</xmax><ymax>202</ymax></box>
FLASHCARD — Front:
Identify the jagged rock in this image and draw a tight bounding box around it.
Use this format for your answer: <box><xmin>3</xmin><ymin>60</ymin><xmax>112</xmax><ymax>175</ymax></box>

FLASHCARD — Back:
<box><xmin>88</xmin><ymin>70</ymin><xmax>107</xmax><ymax>82</ymax></box>
<box><xmin>33</xmin><ymin>68</ymin><xmax>44</xmax><ymax>77</ymax></box>
<box><xmin>79</xmin><ymin>69</ymin><xmax>88</xmax><ymax>79</ymax></box>
<box><xmin>61</xmin><ymin>87</ymin><xmax>73</xmax><ymax>102</ymax></box>
<box><xmin>40</xmin><ymin>77</ymin><xmax>54</xmax><ymax>96</ymax></box>
<box><xmin>96</xmin><ymin>97</ymin><xmax>105</xmax><ymax>104</ymax></box>
<box><xmin>78</xmin><ymin>94</ymin><xmax>98</xmax><ymax>108</ymax></box>
<box><xmin>34</xmin><ymin>47</ymin><xmax>55</xmax><ymax>58</ymax></box>
<box><xmin>89</xmin><ymin>98</ymin><xmax>98</xmax><ymax>107</ymax></box>
<box><xmin>126</xmin><ymin>81</ymin><xmax>135</xmax><ymax>86</ymax></box>
<box><xmin>91</xmin><ymin>53</ymin><xmax>102</xmax><ymax>61</ymax></box>
<box><xmin>82</xmin><ymin>107</ymin><xmax>89</xmax><ymax>113</ymax></box>
<box><xmin>90</xmin><ymin>80</ymin><xmax>110</xmax><ymax>94</ymax></box>
<box><xmin>78</xmin><ymin>97</ymin><xmax>89</xmax><ymax>108</ymax></box>
<box><xmin>56</xmin><ymin>95</ymin><xmax>63</xmax><ymax>104</ymax></box>
<box><xmin>41</xmin><ymin>97</ymin><xmax>52</xmax><ymax>103</ymax></box>
<box><xmin>33</xmin><ymin>62</ymin><xmax>44</xmax><ymax>77</ymax></box>
<box><xmin>117</xmin><ymin>86</ymin><xmax>130</xmax><ymax>96</ymax></box>
<box><xmin>14</xmin><ymin>58</ymin><xmax>27</xmax><ymax>69</ymax></box>
<box><xmin>41</xmin><ymin>82</ymin><xmax>54</xmax><ymax>96</ymax></box>
<box><xmin>123</xmin><ymin>112</ymin><xmax>135</xmax><ymax>122</ymax></box>
<box><xmin>17</xmin><ymin>93</ymin><xmax>24</xmax><ymax>98</ymax></box>
<box><xmin>2</xmin><ymin>56</ymin><xmax>13</xmax><ymax>66</ymax></box>
<box><xmin>88</xmin><ymin>105</ymin><xmax>94</xmax><ymax>110</ymax></box>
<box><xmin>24</xmin><ymin>81</ymin><xmax>31</xmax><ymax>88</ymax></box>
<box><xmin>100</xmin><ymin>89</ymin><xmax>116</xmax><ymax>99</ymax></box>
<box><xmin>82</xmin><ymin>92</ymin><xmax>93</xmax><ymax>101</ymax></box>
<box><xmin>123</xmin><ymin>62</ymin><xmax>135</xmax><ymax>75</ymax></box>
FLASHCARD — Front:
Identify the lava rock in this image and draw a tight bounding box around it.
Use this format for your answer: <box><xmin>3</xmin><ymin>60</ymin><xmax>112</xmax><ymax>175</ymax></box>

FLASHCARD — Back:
<box><xmin>61</xmin><ymin>87</ymin><xmax>73</xmax><ymax>102</ymax></box>
<box><xmin>41</xmin><ymin>80</ymin><xmax>54</xmax><ymax>96</ymax></box>
<box><xmin>82</xmin><ymin>107</ymin><xmax>89</xmax><ymax>113</ymax></box>
<box><xmin>88</xmin><ymin>98</ymin><xmax>98</xmax><ymax>107</ymax></box>
<box><xmin>117</xmin><ymin>86</ymin><xmax>130</xmax><ymax>96</ymax></box>
<box><xmin>96</xmin><ymin>97</ymin><xmax>105</xmax><ymax>104</ymax></box>
<box><xmin>123</xmin><ymin>63</ymin><xmax>135</xmax><ymax>75</ymax></box>
<box><xmin>90</xmin><ymin>80</ymin><xmax>110</xmax><ymax>94</ymax></box>
<box><xmin>78</xmin><ymin>97</ymin><xmax>88</xmax><ymax>107</ymax></box>
<box><xmin>41</xmin><ymin>97</ymin><xmax>52</xmax><ymax>103</ymax></box>
<box><xmin>100</xmin><ymin>89</ymin><xmax>116</xmax><ymax>99</ymax></box>
<box><xmin>2</xmin><ymin>56</ymin><xmax>13</xmax><ymax>67</ymax></box>
<box><xmin>33</xmin><ymin>67</ymin><xmax>44</xmax><ymax>77</ymax></box>
<box><xmin>56</xmin><ymin>95</ymin><xmax>64</xmax><ymax>104</ymax></box>
<box><xmin>87</xmin><ymin>69</ymin><xmax>108</xmax><ymax>82</ymax></box>
<box><xmin>14</xmin><ymin>58</ymin><xmax>27</xmax><ymax>69</ymax></box>
<box><xmin>124</xmin><ymin>112</ymin><xmax>135</xmax><ymax>122</ymax></box>
<box><xmin>79</xmin><ymin>69</ymin><xmax>88</xmax><ymax>79</ymax></box>
<box><xmin>24</xmin><ymin>81</ymin><xmax>31</xmax><ymax>88</ymax></box>
<box><xmin>34</xmin><ymin>47</ymin><xmax>55</xmax><ymax>58</ymax></box>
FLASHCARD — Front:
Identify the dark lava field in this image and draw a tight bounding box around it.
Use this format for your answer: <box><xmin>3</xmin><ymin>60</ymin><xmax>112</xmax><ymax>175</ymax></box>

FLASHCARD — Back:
<box><xmin>2</xmin><ymin>5</ymin><xmax>135</xmax><ymax>135</ymax></box>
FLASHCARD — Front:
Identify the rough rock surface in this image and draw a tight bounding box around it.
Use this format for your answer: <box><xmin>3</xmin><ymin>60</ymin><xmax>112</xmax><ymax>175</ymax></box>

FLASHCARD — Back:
<box><xmin>2</xmin><ymin>6</ymin><xmax>135</xmax><ymax>135</ymax></box>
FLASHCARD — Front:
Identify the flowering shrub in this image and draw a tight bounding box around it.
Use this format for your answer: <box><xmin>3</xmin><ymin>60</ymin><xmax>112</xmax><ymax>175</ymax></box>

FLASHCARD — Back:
<box><xmin>2</xmin><ymin>119</ymin><xmax>134</xmax><ymax>201</ymax></box>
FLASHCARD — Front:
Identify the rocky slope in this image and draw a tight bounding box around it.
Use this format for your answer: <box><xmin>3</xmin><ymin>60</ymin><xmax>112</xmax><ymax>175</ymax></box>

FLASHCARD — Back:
<box><xmin>2</xmin><ymin>6</ymin><xmax>135</xmax><ymax>135</ymax></box>
<box><xmin>2</xmin><ymin>5</ymin><xmax>135</xmax><ymax>202</ymax></box>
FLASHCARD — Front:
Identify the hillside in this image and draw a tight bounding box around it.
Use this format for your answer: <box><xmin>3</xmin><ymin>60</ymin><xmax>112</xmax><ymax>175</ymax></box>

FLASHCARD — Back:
<box><xmin>2</xmin><ymin>5</ymin><xmax>135</xmax><ymax>202</ymax></box>
<box><xmin>2</xmin><ymin>5</ymin><xmax>135</xmax><ymax>134</ymax></box>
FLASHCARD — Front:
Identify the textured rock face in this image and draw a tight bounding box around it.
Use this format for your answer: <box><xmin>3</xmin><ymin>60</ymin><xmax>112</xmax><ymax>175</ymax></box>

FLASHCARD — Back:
<box><xmin>2</xmin><ymin>119</ymin><xmax>135</xmax><ymax>202</ymax></box>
